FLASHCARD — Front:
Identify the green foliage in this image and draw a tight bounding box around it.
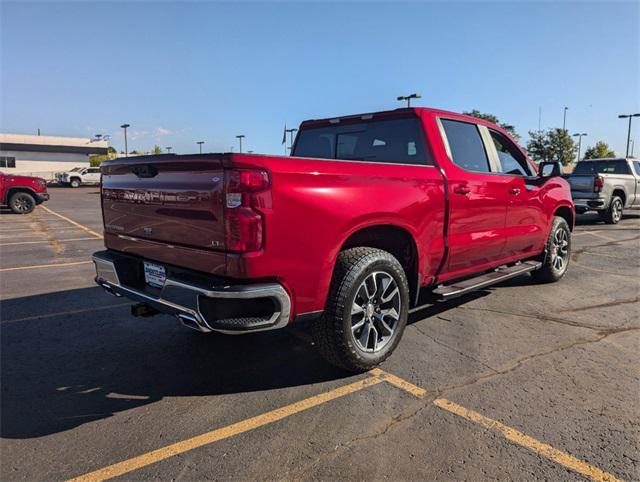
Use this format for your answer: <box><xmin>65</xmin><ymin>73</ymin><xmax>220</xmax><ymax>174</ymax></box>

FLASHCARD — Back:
<box><xmin>151</xmin><ymin>145</ymin><xmax>163</xmax><ymax>155</ymax></box>
<box><xmin>89</xmin><ymin>146</ymin><xmax>118</xmax><ymax>167</ymax></box>
<box><xmin>463</xmin><ymin>109</ymin><xmax>520</xmax><ymax>141</ymax></box>
<box><xmin>583</xmin><ymin>141</ymin><xmax>616</xmax><ymax>160</ymax></box>
<box><xmin>526</xmin><ymin>128</ymin><xmax>576</xmax><ymax>166</ymax></box>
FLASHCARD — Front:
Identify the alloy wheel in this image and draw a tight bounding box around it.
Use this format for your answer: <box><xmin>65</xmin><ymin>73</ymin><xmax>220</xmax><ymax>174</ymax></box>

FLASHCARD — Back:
<box><xmin>551</xmin><ymin>228</ymin><xmax>569</xmax><ymax>272</ymax></box>
<box><xmin>350</xmin><ymin>271</ymin><xmax>401</xmax><ymax>353</ymax></box>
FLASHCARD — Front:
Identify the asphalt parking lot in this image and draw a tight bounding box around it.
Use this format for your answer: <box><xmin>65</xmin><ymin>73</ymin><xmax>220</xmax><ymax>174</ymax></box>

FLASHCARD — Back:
<box><xmin>1</xmin><ymin>187</ymin><xmax>638</xmax><ymax>481</ymax></box>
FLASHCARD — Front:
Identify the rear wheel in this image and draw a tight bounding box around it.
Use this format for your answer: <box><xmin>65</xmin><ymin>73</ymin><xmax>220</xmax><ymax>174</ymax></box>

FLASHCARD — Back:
<box><xmin>532</xmin><ymin>216</ymin><xmax>571</xmax><ymax>283</ymax></box>
<box><xmin>312</xmin><ymin>247</ymin><xmax>409</xmax><ymax>372</ymax></box>
<box><xmin>600</xmin><ymin>196</ymin><xmax>623</xmax><ymax>224</ymax></box>
<box><xmin>9</xmin><ymin>192</ymin><xmax>36</xmax><ymax>214</ymax></box>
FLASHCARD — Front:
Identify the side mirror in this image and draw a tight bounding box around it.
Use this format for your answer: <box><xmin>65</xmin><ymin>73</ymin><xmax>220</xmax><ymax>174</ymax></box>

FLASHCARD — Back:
<box><xmin>539</xmin><ymin>161</ymin><xmax>562</xmax><ymax>178</ymax></box>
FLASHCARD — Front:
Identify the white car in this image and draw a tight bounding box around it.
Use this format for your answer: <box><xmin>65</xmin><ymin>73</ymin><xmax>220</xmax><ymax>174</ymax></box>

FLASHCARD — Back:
<box><xmin>56</xmin><ymin>167</ymin><xmax>102</xmax><ymax>187</ymax></box>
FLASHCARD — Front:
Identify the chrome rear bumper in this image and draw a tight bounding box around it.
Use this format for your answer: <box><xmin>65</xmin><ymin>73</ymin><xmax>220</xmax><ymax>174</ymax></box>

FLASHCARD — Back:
<box><xmin>92</xmin><ymin>250</ymin><xmax>291</xmax><ymax>334</ymax></box>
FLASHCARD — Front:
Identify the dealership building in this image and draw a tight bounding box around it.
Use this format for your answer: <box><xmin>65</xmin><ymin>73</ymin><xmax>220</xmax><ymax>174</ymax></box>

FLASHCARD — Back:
<box><xmin>0</xmin><ymin>133</ymin><xmax>109</xmax><ymax>181</ymax></box>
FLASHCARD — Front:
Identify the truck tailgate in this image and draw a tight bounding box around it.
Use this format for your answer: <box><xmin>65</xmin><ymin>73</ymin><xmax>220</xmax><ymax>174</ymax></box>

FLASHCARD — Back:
<box><xmin>101</xmin><ymin>156</ymin><xmax>226</xmax><ymax>252</ymax></box>
<box><xmin>564</xmin><ymin>174</ymin><xmax>595</xmax><ymax>194</ymax></box>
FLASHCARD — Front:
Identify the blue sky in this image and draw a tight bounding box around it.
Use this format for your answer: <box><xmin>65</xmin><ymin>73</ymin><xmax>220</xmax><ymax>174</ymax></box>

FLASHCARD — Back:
<box><xmin>1</xmin><ymin>1</ymin><xmax>638</xmax><ymax>156</ymax></box>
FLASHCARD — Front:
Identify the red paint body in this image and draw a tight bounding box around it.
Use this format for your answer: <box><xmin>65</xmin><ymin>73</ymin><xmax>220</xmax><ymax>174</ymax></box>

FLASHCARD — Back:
<box><xmin>100</xmin><ymin>108</ymin><xmax>574</xmax><ymax>320</ymax></box>
<box><xmin>0</xmin><ymin>172</ymin><xmax>49</xmax><ymax>205</ymax></box>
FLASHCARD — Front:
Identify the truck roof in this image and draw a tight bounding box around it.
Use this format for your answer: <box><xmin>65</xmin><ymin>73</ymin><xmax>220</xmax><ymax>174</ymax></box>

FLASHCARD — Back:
<box><xmin>299</xmin><ymin>107</ymin><xmax>490</xmax><ymax>129</ymax></box>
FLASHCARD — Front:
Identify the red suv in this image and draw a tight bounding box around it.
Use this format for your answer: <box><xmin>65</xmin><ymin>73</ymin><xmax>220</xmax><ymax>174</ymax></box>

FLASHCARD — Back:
<box><xmin>0</xmin><ymin>172</ymin><xmax>50</xmax><ymax>214</ymax></box>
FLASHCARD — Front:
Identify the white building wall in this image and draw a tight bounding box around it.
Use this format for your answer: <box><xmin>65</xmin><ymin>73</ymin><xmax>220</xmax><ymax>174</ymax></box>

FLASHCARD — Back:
<box><xmin>0</xmin><ymin>150</ymin><xmax>90</xmax><ymax>180</ymax></box>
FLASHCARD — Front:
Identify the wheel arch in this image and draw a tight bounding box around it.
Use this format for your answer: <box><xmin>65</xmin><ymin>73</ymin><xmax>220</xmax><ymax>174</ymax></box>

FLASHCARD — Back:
<box><xmin>553</xmin><ymin>205</ymin><xmax>574</xmax><ymax>232</ymax></box>
<box><xmin>339</xmin><ymin>224</ymin><xmax>420</xmax><ymax>306</ymax></box>
<box><xmin>611</xmin><ymin>188</ymin><xmax>626</xmax><ymax>206</ymax></box>
<box><xmin>7</xmin><ymin>186</ymin><xmax>36</xmax><ymax>200</ymax></box>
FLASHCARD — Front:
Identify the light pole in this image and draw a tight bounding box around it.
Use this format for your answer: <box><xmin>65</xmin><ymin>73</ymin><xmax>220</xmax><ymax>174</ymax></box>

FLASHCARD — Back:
<box><xmin>285</xmin><ymin>128</ymin><xmax>298</xmax><ymax>153</ymax></box>
<box><xmin>197</xmin><ymin>141</ymin><xmax>204</xmax><ymax>154</ymax></box>
<box><xmin>631</xmin><ymin>139</ymin><xmax>635</xmax><ymax>158</ymax></box>
<box><xmin>573</xmin><ymin>133</ymin><xmax>587</xmax><ymax>162</ymax></box>
<box><xmin>563</xmin><ymin>107</ymin><xmax>568</xmax><ymax>131</ymax></box>
<box><xmin>618</xmin><ymin>113</ymin><xmax>640</xmax><ymax>158</ymax></box>
<box><xmin>120</xmin><ymin>123</ymin><xmax>130</xmax><ymax>157</ymax></box>
<box><xmin>397</xmin><ymin>93</ymin><xmax>421</xmax><ymax>107</ymax></box>
<box><xmin>236</xmin><ymin>135</ymin><xmax>245</xmax><ymax>153</ymax></box>
<box><xmin>166</xmin><ymin>146</ymin><xmax>172</xmax><ymax>153</ymax></box>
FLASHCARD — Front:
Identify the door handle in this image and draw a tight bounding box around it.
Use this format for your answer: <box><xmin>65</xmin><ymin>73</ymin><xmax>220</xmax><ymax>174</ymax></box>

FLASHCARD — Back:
<box><xmin>453</xmin><ymin>184</ymin><xmax>471</xmax><ymax>195</ymax></box>
<box><xmin>509</xmin><ymin>187</ymin><xmax>521</xmax><ymax>195</ymax></box>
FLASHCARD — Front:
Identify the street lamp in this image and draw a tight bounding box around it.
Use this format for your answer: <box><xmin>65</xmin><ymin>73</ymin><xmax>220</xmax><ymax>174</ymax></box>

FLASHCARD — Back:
<box><xmin>197</xmin><ymin>141</ymin><xmax>204</xmax><ymax>154</ymax></box>
<box><xmin>397</xmin><ymin>93</ymin><xmax>421</xmax><ymax>107</ymax></box>
<box><xmin>573</xmin><ymin>133</ymin><xmax>587</xmax><ymax>162</ymax></box>
<box><xmin>236</xmin><ymin>134</ymin><xmax>245</xmax><ymax>153</ymax></box>
<box><xmin>618</xmin><ymin>113</ymin><xmax>640</xmax><ymax>158</ymax></box>
<box><xmin>563</xmin><ymin>107</ymin><xmax>568</xmax><ymax>131</ymax></box>
<box><xmin>166</xmin><ymin>146</ymin><xmax>172</xmax><ymax>153</ymax></box>
<box><xmin>285</xmin><ymin>128</ymin><xmax>298</xmax><ymax>153</ymax></box>
<box><xmin>120</xmin><ymin>124</ymin><xmax>130</xmax><ymax>157</ymax></box>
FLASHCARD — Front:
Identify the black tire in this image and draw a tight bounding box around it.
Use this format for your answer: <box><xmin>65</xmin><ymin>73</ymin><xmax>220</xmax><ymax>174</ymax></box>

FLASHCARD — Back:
<box><xmin>600</xmin><ymin>196</ymin><xmax>623</xmax><ymax>224</ymax></box>
<box><xmin>312</xmin><ymin>247</ymin><xmax>409</xmax><ymax>372</ymax></box>
<box><xmin>70</xmin><ymin>178</ymin><xmax>81</xmax><ymax>188</ymax></box>
<box><xmin>532</xmin><ymin>216</ymin><xmax>571</xmax><ymax>283</ymax></box>
<box><xmin>9</xmin><ymin>192</ymin><xmax>36</xmax><ymax>214</ymax></box>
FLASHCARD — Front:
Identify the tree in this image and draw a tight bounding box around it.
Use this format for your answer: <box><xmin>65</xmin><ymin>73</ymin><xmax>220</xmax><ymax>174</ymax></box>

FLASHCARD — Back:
<box><xmin>151</xmin><ymin>145</ymin><xmax>163</xmax><ymax>155</ymax></box>
<box><xmin>463</xmin><ymin>109</ymin><xmax>520</xmax><ymax>141</ymax></box>
<box><xmin>89</xmin><ymin>146</ymin><xmax>118</xmax><ymax>167</ymax></box>
<box><xmin>526</xmin><ymin>128</ymin><xmax>576</xmax><ymax>166</ymax></box>
<box><xmin>583</xmin><ymin>141</ymin><xmax>615</xmax><ymax>160</ymax></box>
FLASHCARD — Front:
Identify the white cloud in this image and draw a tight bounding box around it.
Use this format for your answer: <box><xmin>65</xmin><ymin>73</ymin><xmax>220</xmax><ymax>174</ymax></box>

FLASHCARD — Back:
<box><xmin>154</xmin><ymin>127</ymin><xmax>172</xmax><ymax>137</ymax></box>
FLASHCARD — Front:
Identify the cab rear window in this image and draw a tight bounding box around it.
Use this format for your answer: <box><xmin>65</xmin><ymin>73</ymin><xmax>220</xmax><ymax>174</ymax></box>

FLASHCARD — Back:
<box><xmin>573</xmin><ymin>160</ymin><xmax>631</xmax><ymax>175</ymax></box>
<box><xmin>293</xmin><ymin>118</ymin><xmax>431</xmax><ymax>165</ymax></box>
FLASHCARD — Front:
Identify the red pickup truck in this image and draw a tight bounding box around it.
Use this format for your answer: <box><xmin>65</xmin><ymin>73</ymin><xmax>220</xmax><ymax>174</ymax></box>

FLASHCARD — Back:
<box><xmin>0</xmin><ymin>172</ymin><xmax>50</xmax><ymax>214</ymax></box>
<box><xmin>93</xmin><ymin>107</ymin><xmax>574</xmax><ymax>371</ymax></box>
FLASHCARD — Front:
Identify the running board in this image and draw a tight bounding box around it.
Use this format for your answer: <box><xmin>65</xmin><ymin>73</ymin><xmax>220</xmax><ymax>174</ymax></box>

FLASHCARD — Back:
<box><xmin>432</xmin><ymin>261</ymin><xmax>542</xmax><ymax>300</ymax></box>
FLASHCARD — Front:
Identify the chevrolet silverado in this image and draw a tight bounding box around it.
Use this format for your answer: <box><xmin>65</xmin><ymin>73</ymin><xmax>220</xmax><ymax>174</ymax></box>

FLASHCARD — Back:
<box><xmin>92</xmin><ymin>107</ymin><xmax>575</xmax><ymax>371</ymax></box>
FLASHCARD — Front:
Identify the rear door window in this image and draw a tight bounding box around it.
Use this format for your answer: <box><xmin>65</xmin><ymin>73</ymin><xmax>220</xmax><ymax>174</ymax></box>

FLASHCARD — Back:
<box><xmin>440</xmin><ymin>119</ymin><xmax>490</xmax><ymax>173</ymax></box>
<box><xmin>293</xmin><ymin>117</ymin><xmax>431</xmax><ymax>165</ymax></box>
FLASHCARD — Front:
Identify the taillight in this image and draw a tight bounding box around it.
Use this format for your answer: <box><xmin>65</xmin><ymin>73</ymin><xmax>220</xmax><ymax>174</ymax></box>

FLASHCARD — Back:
<box><xmin>224</xmin><ymin>169</ymin><xmax>270</xmax><ymax>252</ymax></box>
<box><xmin>594</xmin><ymin>175</ymin><xmax>604</xmax><ymax>193</ymax></box>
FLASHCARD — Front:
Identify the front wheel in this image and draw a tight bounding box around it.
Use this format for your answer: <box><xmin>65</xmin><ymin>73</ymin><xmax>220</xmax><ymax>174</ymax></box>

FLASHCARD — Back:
<box><xmin>532</xmin><ymin>216</ymin><xmax>571</xmax><ymax>283</ymax></box>
<box><xmin>312</xmin><ymin>247</ymin><xmax>409</xmax><ymax>372</ymax></box>
<box><xmin>9</xmin><ymin>192</ymin><xmax>36</xmax><ymax>214</ymax></box>
<box><xmin>70</xmin><ymin>178</ymin><xmax>81</xmax><ymax>188</ymax></box>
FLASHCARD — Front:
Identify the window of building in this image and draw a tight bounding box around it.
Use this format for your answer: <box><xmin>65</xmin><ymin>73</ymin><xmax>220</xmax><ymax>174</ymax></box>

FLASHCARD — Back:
<box><xmin>0</xmin><ymin>157</ymin><xmax>16</xmax><ymax>168</ymax></box>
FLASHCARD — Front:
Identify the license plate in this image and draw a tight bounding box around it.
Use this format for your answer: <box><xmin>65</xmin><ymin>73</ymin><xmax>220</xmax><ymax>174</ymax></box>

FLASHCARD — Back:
<box><xmin>143</xmin><ymin>262</ymin><xmax>166</xmax><ymax>288</ymax></box>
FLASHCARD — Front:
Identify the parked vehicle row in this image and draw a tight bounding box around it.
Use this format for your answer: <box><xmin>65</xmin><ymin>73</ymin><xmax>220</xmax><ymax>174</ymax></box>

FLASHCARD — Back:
<box><xmin>564</xmin><ymin>157</ymin><xmax>640</xmax><ymax>224</ymax></box>
<box><xmin>0</xmin><ymin>171</ymin><xmax>49</xmax><ymax>214</ymax></box>
<box><xmin>92</xmin><ymin>107</ymin><xmax>575</xmax><ymax>371</ymax></box>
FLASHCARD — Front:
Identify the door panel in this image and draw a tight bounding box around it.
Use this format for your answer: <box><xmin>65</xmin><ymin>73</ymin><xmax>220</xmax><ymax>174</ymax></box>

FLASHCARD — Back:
<box><xmin>503</xmin><ymin>177</ymin><xmax>547</xmax><ymax>257</ymax></box>
<box><xmin>438</xmin><ymin>118</ymin><xmax>509</xmax><ymax>277</ymax></box>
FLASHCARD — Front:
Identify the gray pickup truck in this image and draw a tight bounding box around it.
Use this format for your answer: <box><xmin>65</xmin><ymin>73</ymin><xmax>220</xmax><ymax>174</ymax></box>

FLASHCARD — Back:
<box><xmin>564</xmin><ymin>158</ymin><xmax>640</xmax><ymax>224</ymax></box>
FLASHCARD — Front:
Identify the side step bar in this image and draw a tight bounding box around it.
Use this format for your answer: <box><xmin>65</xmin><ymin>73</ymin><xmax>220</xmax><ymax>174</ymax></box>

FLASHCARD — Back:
<box><xmin>432</xmin><ymin>261</ymin><xmax>542</xmax><ymax>301</ymax></box>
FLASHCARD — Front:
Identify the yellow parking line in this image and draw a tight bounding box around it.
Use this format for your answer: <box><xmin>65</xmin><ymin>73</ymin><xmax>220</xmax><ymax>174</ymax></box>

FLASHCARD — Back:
<box><xmin>39</xmin><ymin>205</ymin><xmax>103</xmax><ymax>239</ymax></box>
<box><xmin>68</xmin><ymin>376</ymin><xmax>385</xmax><ymax>482</ymax></box>
<box><xmin>433</xmin><ymin>398</ymin><xmax>621</xmax><ymax>482</ymax></box>
<box><xmin>0</xmin><ymin>260</ymin><xmax>93</xmax><ymax>272</ymax></box>
<box><xmin>370</xmin><ymin>368</ymin><xmax>427</xmax><ymax>397</ymax></box>
<box><xmin>0</xmin><ymin>237</ymin><xmax>99</xmax><ymax>246</ymax></box>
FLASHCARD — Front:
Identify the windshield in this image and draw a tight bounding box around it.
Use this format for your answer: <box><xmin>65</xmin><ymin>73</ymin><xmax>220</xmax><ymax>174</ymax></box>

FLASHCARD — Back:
<box><xmin>293</xmin><ymin>117</ymin><xmax>431</xmax><ymax>165</ymax></box>
<box><xmin>573</xmin><ymin>160</ymin><xmax>630</xmax><ymax>175</ymax></box>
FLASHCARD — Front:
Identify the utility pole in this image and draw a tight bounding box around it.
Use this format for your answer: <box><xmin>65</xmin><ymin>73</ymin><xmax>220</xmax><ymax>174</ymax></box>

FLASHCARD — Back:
<box><xmin>236</xmin><ymin>134</ymin><xmax>245</xmax><ymax>153</ymax></box>
<box><xmin>397</xmin><ymin>93</ymin><xmax>421</xmax><ymax>107</ymax></box>
<box><xmin>285</xmin><ymin>128</ymin><xmax>298</xmax><ymax>153</ymax></box>
<box><xmin>563</xmin><ymin>107</ymin><xmax>568</xmax><ymax>131</ymax></box>
<box><xmin>573</xmin><ymin>133</ymin><xmax>587</xmax><ymax>162</ymax></box>
<box><xmin>618</xmin><ymin>113</ymin><xmax>640</xmax><ymax>158</ymax></box>
<box><xmin>120</xmin><ymin>124</ymin><xmax>130</xmax><ymax>157</ymax></box>
<box><xmin>197</xmin><ymin>141</ymin><xmax>204</xmax><ymax>154</ymax></box>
